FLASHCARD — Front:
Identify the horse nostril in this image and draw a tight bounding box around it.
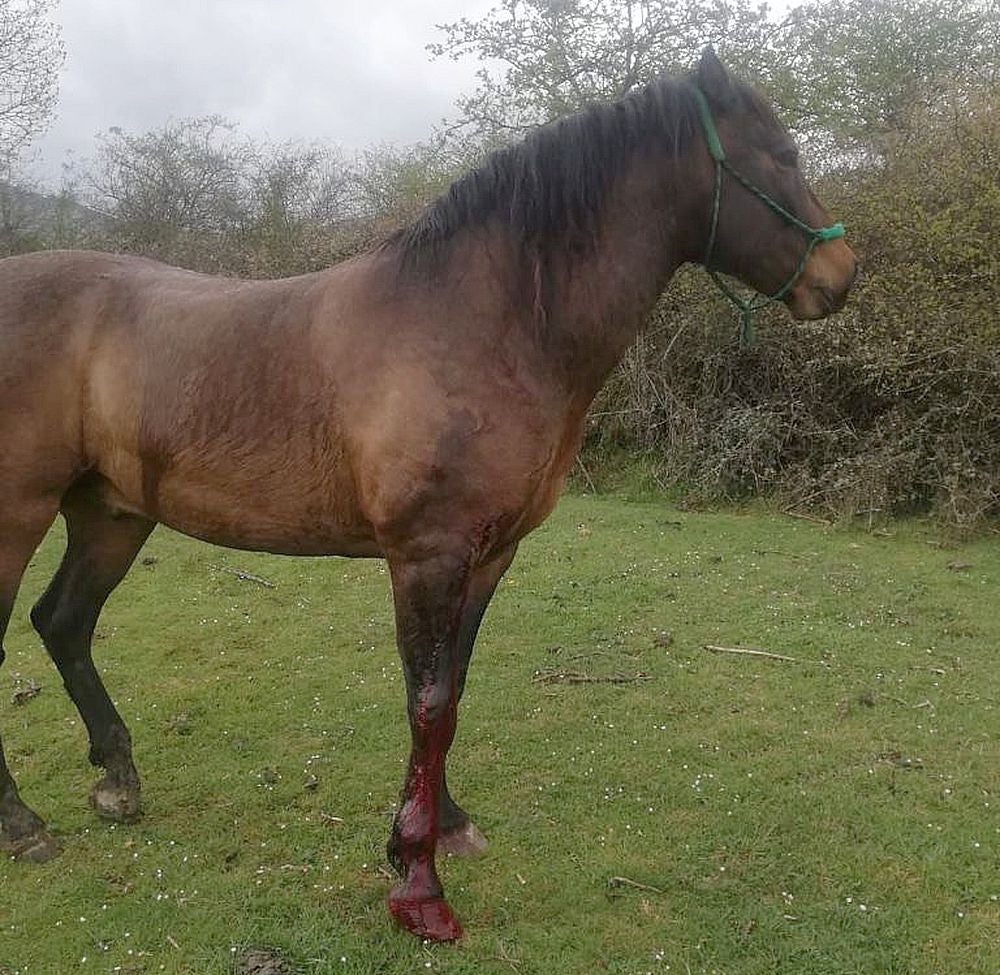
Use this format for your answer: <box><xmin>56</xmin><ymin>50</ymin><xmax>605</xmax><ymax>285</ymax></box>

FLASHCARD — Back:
<box><xmin>818</xmin><ymin>283</ymin><xmax>847</xmax><ymax>313</ymax></box>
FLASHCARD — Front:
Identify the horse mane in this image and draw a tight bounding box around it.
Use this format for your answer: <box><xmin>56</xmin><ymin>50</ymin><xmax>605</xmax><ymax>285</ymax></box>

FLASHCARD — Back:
<box><xmin>384</xmin><ymin>75</ymin><xmax>712</xmax><ymax>273</ymax></box>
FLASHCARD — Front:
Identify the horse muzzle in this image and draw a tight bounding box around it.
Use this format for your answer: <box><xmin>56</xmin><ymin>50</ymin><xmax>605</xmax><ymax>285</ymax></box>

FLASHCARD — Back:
<box><xmin>787</xmin><ymin>241</ymin><xmax>858</xmax><ymax>320</ymax></box>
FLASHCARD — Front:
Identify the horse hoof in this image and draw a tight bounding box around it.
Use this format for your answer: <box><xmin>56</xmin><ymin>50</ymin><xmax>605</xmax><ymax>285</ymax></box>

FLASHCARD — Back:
<box><xmin>90</xmin><ymin>781</ymin><xmax>141</xmax><ymax>822</ymax></box>
<box><xmin>438</xmin><ymin>821</ymin><xmax>488</xmax><ymax>857</ymax></box>
<box><xmin>1</xmin><ymin>829</ymin><xmax>61</xmax><ymax>862</ymax></box>
<box><xmin>388</xmin><ymin>888</ymin><xmax>464</xmax><ymax>941</ymax></box>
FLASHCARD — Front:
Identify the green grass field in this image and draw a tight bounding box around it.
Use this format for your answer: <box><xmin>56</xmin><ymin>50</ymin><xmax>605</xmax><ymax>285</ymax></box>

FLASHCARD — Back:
<box><xmin>1</xmin><ymin>496</ymin><xmax>997</xmax><ymax>975</ymax></box>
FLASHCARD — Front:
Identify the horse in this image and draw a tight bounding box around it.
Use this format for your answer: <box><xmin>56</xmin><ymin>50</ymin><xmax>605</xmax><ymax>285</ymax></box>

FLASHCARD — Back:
<box><xmin>0</xmin><ymin>51</ymin><xmax>855</xmax><ymax>942</ymax></box>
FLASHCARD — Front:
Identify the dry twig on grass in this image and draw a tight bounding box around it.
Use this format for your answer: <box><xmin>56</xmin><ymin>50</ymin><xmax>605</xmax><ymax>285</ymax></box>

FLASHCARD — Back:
<box><xmin>703</xmin><ymin>644</ymin><xmax>799</xmax><ymax>663</ymax></box>
<box><xmin>531</xmin><ymin>668</ymin><xmax>653</xmax><ymax>685</ymax></box>
<box><xmin>210</xmin><ymin>565</ymin><xmax>277</xmax><ymax>588</ymax></box>
<box><xmin>607</xmin><ymin>875</ymin><xmax>665</xmax><ymax>895</ymax></box>
<box><xmin>782</xmin><ymin>510</ymin><xmax>832</xmax><ymax>526</ymax></box>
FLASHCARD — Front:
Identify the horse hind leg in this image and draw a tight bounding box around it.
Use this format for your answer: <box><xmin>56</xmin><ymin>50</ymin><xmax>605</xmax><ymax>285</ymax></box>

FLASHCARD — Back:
<box><xmin>436</xmin><ymin>544</ymin><xmax>516</xmax><ymax>859</ymax></box>
<box><xmin>0</xmin><ymin>495</ymin><xmax>62</xmax><ymax>861</ymax></box>
<box><xmin>30</xmin><ymin>478</ymin><xmax>153</xmax><ymax>822</ymax></box>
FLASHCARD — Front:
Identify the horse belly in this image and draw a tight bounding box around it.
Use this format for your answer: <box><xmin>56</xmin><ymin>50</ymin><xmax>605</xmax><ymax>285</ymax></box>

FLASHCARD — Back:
<box><xmin>96</xmin><ymin>442</ymin><xmax>381</xmax><ymax>558</ymax></box>
<box><xmin>165</xmin><ymin>481</ymin><xmax>380</xmax><ymax>557</ymax></box>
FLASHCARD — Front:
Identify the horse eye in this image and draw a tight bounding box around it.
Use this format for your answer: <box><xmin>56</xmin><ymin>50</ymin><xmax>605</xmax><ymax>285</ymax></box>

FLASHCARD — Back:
<box><xmin>776</xmin><ymin>148</ymin><xmax>799</xmax><ymax>167</ymax></box>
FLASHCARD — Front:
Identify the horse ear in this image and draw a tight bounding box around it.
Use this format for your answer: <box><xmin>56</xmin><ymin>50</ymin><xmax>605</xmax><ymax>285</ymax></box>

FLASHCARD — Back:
<box><xmin>696</xmin><ymin>48</ymin><xmax>736</xmax><ymax>106</ymax></box>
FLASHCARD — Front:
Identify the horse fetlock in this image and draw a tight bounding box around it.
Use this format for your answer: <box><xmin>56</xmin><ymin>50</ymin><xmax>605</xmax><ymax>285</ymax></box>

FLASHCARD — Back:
<box><xmin>0</xmin><ymin>804</ymin><xmax>60</xmax><ymax>862</ymax></box>
<box><xmin>387</xmin><ymin>823</ymin><xmax>423</xmax><ymax>875</ymax></box>
<box><xmin>1</xmin><ymin>827</ymin><xmax>61</xmax><ymax>862</ymax></box>
<box><xmin>88</xmin><ymin>725</ymin><xmax>134</xmax><ymax>770</ymax></box>
<box><xmin>387</xmin><ymin>830</ymin><xmax>405</xmax><ymax>875</ymax></box>
<box><xmin>438</xmin><ymin>784</ymin><xmax>470</xmax><ymax>830</ymax></box>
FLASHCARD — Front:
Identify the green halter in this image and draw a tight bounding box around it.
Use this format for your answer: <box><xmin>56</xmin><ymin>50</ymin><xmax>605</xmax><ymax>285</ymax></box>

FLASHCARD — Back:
<box><xmin>691</xmin><ymin>85</ymin><xmax>845</xmax><ymax>344</ymax></box>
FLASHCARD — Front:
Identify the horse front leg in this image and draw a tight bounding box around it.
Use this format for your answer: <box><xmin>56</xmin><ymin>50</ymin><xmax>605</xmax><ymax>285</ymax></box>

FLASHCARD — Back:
<box><xmin>385</xmin><ymin>551</ymin><xmax>469</xmax><ymax>941</ymax></box>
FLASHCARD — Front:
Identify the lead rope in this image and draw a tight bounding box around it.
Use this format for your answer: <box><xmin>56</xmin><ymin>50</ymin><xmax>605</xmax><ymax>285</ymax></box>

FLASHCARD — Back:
<box><xmin>691</xmin><ymin>86</ymin><xmax>845</xmax><ymax>345</ymax></box>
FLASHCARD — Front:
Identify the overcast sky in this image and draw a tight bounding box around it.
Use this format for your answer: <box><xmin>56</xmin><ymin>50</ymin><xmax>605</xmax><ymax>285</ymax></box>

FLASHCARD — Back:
<box><xmin>31</xmin><ymin>0</ymin><xmax>492</xmax><ymax>187</ymax></box>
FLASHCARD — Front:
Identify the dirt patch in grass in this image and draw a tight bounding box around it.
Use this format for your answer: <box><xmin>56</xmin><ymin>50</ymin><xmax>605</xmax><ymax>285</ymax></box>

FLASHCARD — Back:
<box><xmin>234</xmin><ymin>948</ymin><xmax>293</xmax><ymax>975</ymax></box>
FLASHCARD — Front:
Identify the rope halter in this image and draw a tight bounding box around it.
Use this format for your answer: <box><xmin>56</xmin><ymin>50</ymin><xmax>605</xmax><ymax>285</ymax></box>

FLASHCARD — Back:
<box><xmin>690</xmin><ymin>85</ymin><xmax>845</xmax><ymax>344</ymax></box>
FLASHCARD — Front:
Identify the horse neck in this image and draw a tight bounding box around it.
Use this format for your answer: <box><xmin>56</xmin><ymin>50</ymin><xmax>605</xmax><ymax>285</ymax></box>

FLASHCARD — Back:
<box><xmin>523</xmin><ymin>151</ymin><xmax>705</xmax><ymax>400</ymax></box>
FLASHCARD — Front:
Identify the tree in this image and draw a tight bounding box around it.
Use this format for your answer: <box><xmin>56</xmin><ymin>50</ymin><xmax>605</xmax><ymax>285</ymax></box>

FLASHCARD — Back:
<box><xmin>431</xmin><ymin>0</ymin><xmax>999</xmax><ymax>159</ymax></box>
<box><xmin>0</xmin><ymin>0</ymin><xmax>64</xmax><ymax>168</ymax></box>
<box><xmin>782</xmin><ymin>0</ymin><xmax>998</xmax><ymax>154</ymax></box>
<box><xmin>430</xmin><ymin>0</ymin><xmax>781</xmax><ymax>144</ymax></box>
<box><xmin>352</xmin><ymin>138</ymin><xmax>468</xmax><ymax>225</ymax></box>
<box><xmin>238</xmin><ymin>142</ymin><xmax>356</xmax><ymax>277</ymax></box>
<box><xmin>83</xmin><ymin>116</ymin><xmax>254</xmax><ymax>252</ymax></box>
<box><xmin>250</xmin><ymin>143</ymin><xmax>349</xmax><ymax>234</ymax></box>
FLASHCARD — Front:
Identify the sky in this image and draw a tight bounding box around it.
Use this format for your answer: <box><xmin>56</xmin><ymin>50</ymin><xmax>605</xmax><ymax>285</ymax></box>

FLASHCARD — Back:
<box><xmin>30</xmin><ymin>0</ymin><xmax>492</xmax><ymax>187</ymax></box>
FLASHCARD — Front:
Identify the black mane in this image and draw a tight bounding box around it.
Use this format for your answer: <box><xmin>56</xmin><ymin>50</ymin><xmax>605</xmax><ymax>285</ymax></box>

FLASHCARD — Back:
<box><xmin>386</xmin><ymin>75</ymin><xmax>706</xmax><ymax>270</ymax></box>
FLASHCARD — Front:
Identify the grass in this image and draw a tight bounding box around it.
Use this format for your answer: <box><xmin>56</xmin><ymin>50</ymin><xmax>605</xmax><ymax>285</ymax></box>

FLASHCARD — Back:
<box><xmin>1</xmin><ymin>495</ymin><xmax>997</xmax><ymax>975</ymax></box>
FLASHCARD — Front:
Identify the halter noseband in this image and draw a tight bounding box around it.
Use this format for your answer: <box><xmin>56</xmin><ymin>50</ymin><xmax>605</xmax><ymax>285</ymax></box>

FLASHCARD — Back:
<box><xmin>691</xmin><ymin>85</ymin><xmax>845</xmax><ymax>344</ymax></box>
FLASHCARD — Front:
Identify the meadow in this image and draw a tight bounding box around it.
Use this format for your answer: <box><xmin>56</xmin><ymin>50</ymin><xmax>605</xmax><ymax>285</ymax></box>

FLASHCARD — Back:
<box><xmin>0</xmin><ymin>495</ymin><xmax>997</xmax><ymax>974</ymax></box>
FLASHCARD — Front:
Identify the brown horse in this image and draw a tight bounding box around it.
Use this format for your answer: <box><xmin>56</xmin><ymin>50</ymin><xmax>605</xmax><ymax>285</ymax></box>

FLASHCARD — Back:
<box><xmin>0</xmin><ymin>51</ymin><xmax>855</xmax><ymax>941</ymax></box>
